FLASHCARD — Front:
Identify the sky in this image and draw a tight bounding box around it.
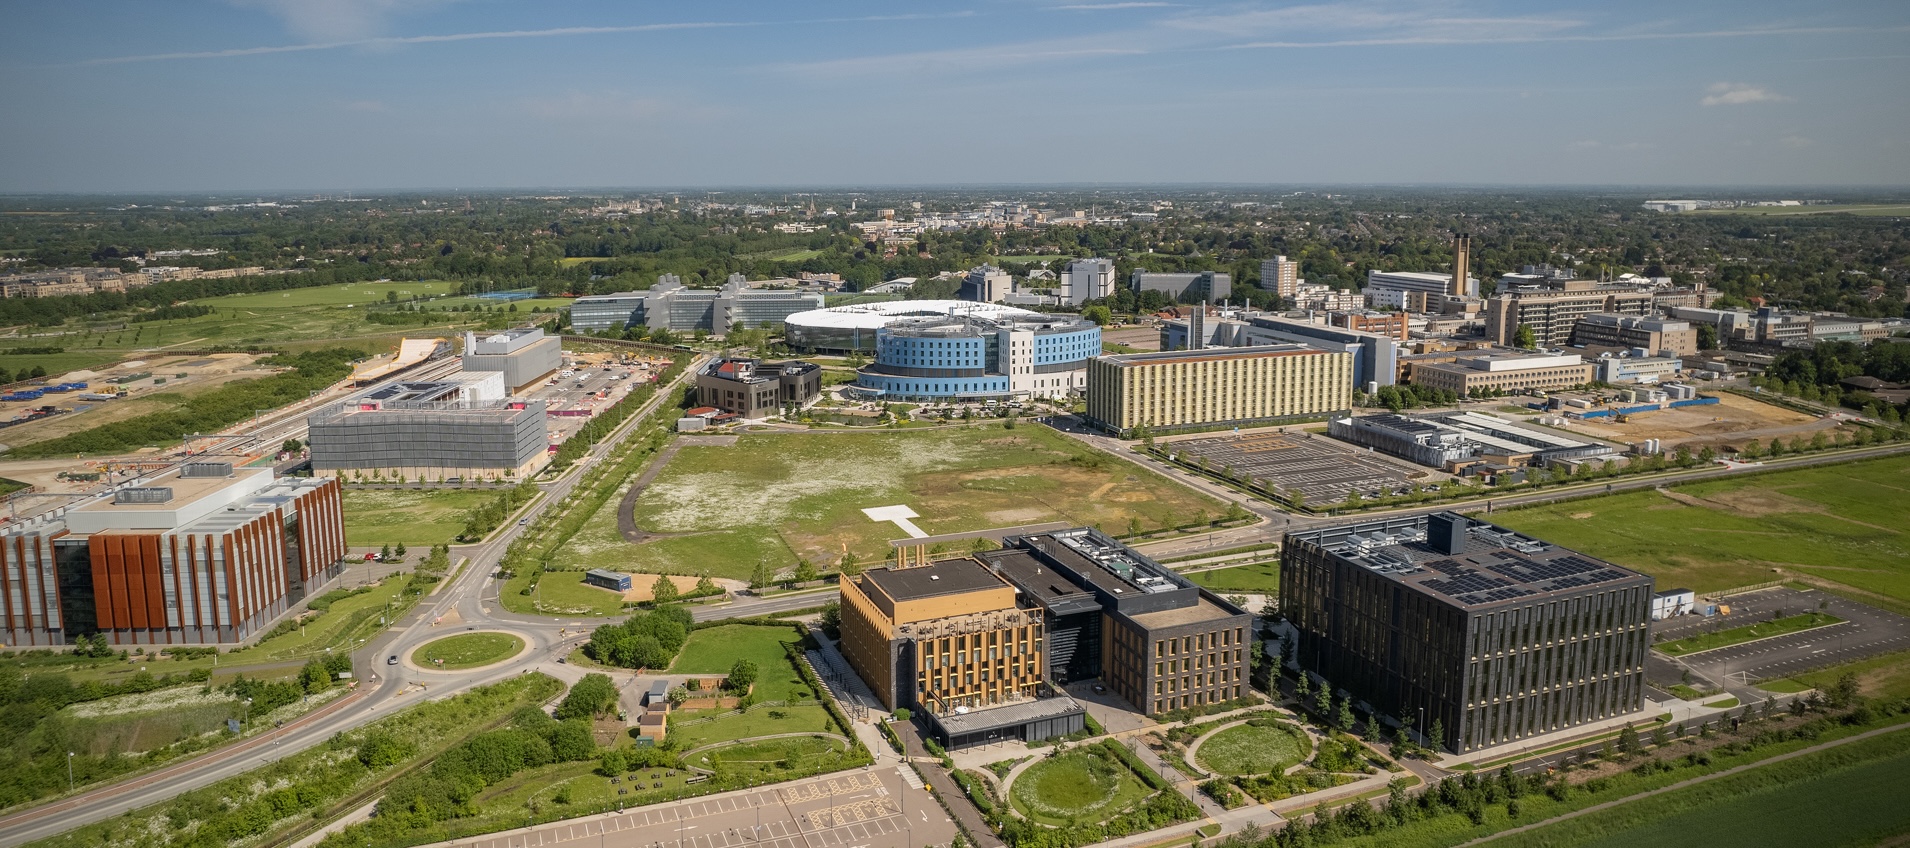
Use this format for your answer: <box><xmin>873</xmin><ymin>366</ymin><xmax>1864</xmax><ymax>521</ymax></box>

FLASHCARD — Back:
<box><xmin>1</xmin><ymin>0</ymin><xmax>1906</xmax><ymax>192</ymax></box>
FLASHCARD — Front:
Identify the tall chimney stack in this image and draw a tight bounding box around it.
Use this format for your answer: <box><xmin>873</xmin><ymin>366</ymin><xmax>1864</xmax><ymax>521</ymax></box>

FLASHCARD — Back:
<box><xmin>1451</xmin><ymin>233</ymin><xmax>1472</xmax><ymax>298</ymax></box>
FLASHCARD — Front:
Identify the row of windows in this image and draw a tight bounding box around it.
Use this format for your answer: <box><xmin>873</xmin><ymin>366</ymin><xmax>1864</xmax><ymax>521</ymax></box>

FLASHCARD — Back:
<box><xmin>1152</xmin><ymin>686</ymin><xmax>1243</xmax><ymax>714</ymax></box>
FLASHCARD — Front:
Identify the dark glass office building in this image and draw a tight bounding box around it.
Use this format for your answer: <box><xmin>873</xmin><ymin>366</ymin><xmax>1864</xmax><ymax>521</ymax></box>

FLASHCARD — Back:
<box><xmin>1281</xmin><ymin>512</ymin><xmax>1652</xmax><ymax>754</ymax></box>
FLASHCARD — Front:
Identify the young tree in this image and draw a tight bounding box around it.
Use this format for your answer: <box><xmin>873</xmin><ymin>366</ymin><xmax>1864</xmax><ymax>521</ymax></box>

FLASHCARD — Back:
<box><xmin>726</xmin><ymin>659</ymin><xmax>760</xmax><ymax>693</ymax></box>
<box><xmin>1336</xmin><ymin>697</ymin><xmax>1357</xmax><ymax>732</ymax></box>
<box><xmin>379</xmin><ymin>543</ymin><xmax>392</xmax><ymax>561</ymax></box>
<box><xmin>750</xmin><ymin>560</ymin><xmax>772</xmax><ymax>589</ymax></box>
<box><xmin>650</xmin><ymin>574</ymin><xmax>680</xmax><ymax>605</ymax></box>
<box><xmin>794</xmin><ymin>558</ymin><xmax>818</xmax><ymax>585</ymax></box>
<box><xmin>1428</xmin><ymin>718</ymin><xmax>1446</xmax><ymax>752</ymax></box>
<box><xmin>694</xmin><ymin>575</ymin><xmax>720</xmax><ymax>596</ymax></box>
<box><xmin>819</xmin><ymin>600</ymin><xmax>842</xmax><ymax>633</ymax></box>
<box><xmin>394</xmin><ymin>542</ymin><xmax>407</xmax><ymax>559</ymax></box>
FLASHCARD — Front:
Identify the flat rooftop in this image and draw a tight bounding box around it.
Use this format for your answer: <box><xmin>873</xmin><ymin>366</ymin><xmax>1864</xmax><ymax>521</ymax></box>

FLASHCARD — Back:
<box><xmin>862</xmin><ymin>559</ymin><xmax>1010</xmax><ymax>603</ymax></box>
<box><xmin>1015</xmin><ymin>529</ymin><xmax>1183</xmax><ymax>597</ymax></box>
<box><xmin>1096</xmin><ymin>343</ymin><xmax>1328</xmax><ymax>367</ymax></box>
<box><xmin>70</xmin><ymin>466</ymin><xmax>268</xmax><ymax>515</ymax></box>
<box><xmin>929</xmin><ymin>695</ymin><xmax>1084</xmax><ymax>736</ymax></box>
<box><xmin>1126</xmin><ymin>593</ymin><xmax>1247</xmax><ymax>629</ymax></box>
<box><xmin>982</xmin><ymin>549</ymin><xmax>1101</xmax><ymax>616</ymax></box>
<box><xmin>1294</xmin><ymin>513</ymin><xmax>1649</xmax><ymax>610</ymax></box>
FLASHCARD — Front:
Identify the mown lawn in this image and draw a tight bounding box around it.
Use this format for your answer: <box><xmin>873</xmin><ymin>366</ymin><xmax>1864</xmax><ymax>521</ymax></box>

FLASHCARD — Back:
<box><xmin>1492</xmin><ymin>455</ymin><xmax>1910</xmax><ymax>603</ymax></box>
<box><xmin>1010</xmin><ymin>747</ymin><xmax>1153</xmax><ymax>826</ymax></box>
<box><xmin>411</xmin><ymin>632</ymin><xmax>525</xmax><ymax>669</ymax></box>
<box><xmin>1187</xmin><ymin>561</ymin><xmax>1280</xmax><ymax>593</ymax></box>
<box><xmin>671</xmin><ymin>624</ymin><xmax>809</xmax><ymax>701</ymax></box>
<box><xmin>1194</xmin><ymin>720</ymin><xmax>1308</xmax><ymax>776</ymax></box>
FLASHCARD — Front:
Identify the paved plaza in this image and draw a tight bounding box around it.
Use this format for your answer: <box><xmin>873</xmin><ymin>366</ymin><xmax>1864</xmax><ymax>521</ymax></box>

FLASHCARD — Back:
<box><xmin>1165</xmin><ymin>430</ymin><xmax>1419</xmax><ymax>505</ymax></box>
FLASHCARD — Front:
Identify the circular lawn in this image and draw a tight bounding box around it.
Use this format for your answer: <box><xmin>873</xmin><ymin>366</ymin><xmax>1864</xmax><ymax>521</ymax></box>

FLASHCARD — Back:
<box><xmin>411</xmin><ymin>632</ymin><xmax>526</xmax><ymax>670</ymax></box>
<box><xmin>1194</xmin><ymin>720</ymin><xmax>1310</xmax><ymax>776</ymax></box>
<box><xmin>1010</xmin><ymin>749</ymin><xmax>1142</xmax><ymax>824</ymax></box>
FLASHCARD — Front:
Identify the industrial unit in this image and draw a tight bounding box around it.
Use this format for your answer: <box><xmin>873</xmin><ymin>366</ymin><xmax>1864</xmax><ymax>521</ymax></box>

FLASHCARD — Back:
<box><xmin>461</xmin><ymin>327</ymin><xmax>563</xmax><ymax>393</ymax></box>
<box><xmin>1328</xmin><ymin>411</ymin><xmax>1614</xmax><ymax>469</ymax></box>
<box><xmin>0</xmin><ymin>463</ymin><xmax>347</xmax><ymax>647</ymax></box>
<box><xmin>1282</xmin><ymin>513</ymin><xmax>1653</xmax><ymax>754</ymax></box>
<box><xmin>1084</xmin><ymin>345</ymin><xmax>1353</xmax><ymax>436</ymax></box>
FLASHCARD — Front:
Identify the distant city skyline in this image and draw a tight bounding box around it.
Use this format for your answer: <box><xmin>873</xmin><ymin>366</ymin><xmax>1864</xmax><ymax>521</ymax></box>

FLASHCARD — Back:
<box><xmin>2</xmin><ymin>0</ymin><xmax>1907</xmax><ymax>192</ymax></box>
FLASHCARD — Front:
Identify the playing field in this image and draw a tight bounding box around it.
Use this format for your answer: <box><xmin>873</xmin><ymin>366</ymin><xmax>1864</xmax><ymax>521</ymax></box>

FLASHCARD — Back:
<box><xmin>602</xmin><ymin>426</ymin><xmax>1226</xmax><ymax>580</ymax></box>
<box><xmin>1491</xmin><ymin>455</ymin><xmax>1910</xmax><ymax>603</ymax></box>
<box><xmin>1488</xmin><ymin>728</ymin><xmax>1910</xmax><ymax>848</ymax></box>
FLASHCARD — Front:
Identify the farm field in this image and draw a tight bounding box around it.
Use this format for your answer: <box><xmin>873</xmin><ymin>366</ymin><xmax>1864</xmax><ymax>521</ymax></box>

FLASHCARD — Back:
<box><xmin>1487</xmin><ymin>728</ymin><xmax>1910</xmax><ymax>848</ymax></box>
<box><xmin>599</xmin><ymin>426</ymin><xmax>1225</xmax><ymax>581</ymax></box>
<box><xmin>341</xmin><ymin>487</ymin><xmax>497</xmax><ymax>548</ymax></box>
<box><xmin>1491</xmin><ymin>454</ymin><xmax>1910</xmax><ymax>603</ymax></box>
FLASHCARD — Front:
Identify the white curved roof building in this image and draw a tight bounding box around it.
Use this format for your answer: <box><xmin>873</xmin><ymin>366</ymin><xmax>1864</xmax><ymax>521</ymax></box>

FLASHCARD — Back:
<box><xmin>785</xmin><ymin>300</ymin><xmax>1050</xmax><ymax>352</ymax></box>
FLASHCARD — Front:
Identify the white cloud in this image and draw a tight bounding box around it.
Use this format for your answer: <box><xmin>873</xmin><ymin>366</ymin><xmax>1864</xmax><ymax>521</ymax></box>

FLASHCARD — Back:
<box><xmin>1701</xmin><ymin>82</ymin><xmax>1791</xmax><ymax>106</ymax></box>
<box><xmin>230</xmin><ymin>0</ymin><xmax>453</xmax><ymax>43</ymax></box>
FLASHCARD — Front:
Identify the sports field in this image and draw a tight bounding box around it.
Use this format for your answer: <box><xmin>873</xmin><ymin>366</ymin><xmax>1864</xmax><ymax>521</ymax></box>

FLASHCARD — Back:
<box><xmin>1486</xmin><ymin>728</ymin><xmax>1910</xmax><ymax>848</ymax></box>
<box><xmin>1491</xmin><ymin>455</ymin><xmax>1910</xmax><ymax>603</ymax></box>
<box><xmin>594</xmin><ymin>426</ymin><xmax>1225</xmax><ymax>580</ymax></box>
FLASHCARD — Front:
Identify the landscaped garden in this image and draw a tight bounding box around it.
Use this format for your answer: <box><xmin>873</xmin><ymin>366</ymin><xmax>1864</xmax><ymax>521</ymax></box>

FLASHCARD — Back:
<box><xmin>1010</xmin><ymin>746</ymin><xmax>1155</xmax><ymax>827</ymax></box>
<box><xmin>688</xmin><ymin>734</ymin><xmax>849</xmax><ymax>779</ymax></box>
<box><xmin>410</xmin><ymin>632</ymin><xmax>525</xmax><ymax>669</ymax></box>
<box><xmin>1194</xmin><ymin>718</ymin><xmax>1309</xmax><ymax>775</ymax></box>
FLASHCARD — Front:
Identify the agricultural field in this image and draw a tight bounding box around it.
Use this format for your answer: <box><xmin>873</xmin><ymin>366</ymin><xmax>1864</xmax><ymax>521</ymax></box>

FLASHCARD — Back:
<box><xmin>1194</xmin><ymin>719</ymin><xmax>1308</xmax><ymax>776</ymax></box>
<box><xmin>1488</xmin><ymin>728</ymin><xmax>1910</xmax><ymax>848</ymax></box>
<box><xmin>1491</xmin><ymin>455</ymin><xmax>1910</xmax><ymax>603</ymax></box>
<box><xmin>602</xmin><ymin>426</ymin><xmax>1225</xmax><ymax>580</ymax></box>
<box><xmin>341</xmin><ymin>487</ymin><xmax>497</xmax><ymax>548</ymax></box>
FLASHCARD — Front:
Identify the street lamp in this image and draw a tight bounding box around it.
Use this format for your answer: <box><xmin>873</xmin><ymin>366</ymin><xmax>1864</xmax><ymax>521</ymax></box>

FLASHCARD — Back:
<box><xmin>244</xmin><ymin>697</ymin><xmax>253</xmax><ymax>734</ymax></box>
<box><xmin>66</xmin><ymin>751</ymin><xmax>74</xmax><ymax>792</ymax></box>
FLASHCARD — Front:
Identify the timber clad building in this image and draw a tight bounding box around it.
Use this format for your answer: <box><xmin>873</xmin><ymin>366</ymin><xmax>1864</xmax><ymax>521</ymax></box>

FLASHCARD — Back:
<box><xmin>1282</xmin><ymin>513</ymin><xmax>1652</xmax><ymax>754</ymax></box>
<box><xmin>1</xmin><ymin>463</ymin><xmax>347</xmax><ymax>647</ymax></box>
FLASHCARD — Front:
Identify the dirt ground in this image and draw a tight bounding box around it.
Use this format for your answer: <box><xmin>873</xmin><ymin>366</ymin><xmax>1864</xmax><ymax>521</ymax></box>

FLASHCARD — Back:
<box><xmin>1101</xmin><ymin>326</ymin><xmax>1161</xmax><ymax>351</ymax></box>
<box><xmin>618</xmin><ymin>574</ymin><xmax>746</xmax><ymax>603</ymax></box>
<box><xmin>1564</xmin><ymin>392</ymin><xmax>1845</xmax><ymax>450</ymax></box>
<box><xmin>0</xmin><ymin>353</ymin><xmax>267</xmax><ymax>449</ymax></box>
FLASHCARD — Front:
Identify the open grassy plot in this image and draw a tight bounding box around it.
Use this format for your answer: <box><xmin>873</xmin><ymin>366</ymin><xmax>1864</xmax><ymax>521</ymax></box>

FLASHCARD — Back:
<box><xmin>690</xmin><ymin>734</ymin><xmax>847</xmax><ymax>778</ymax></box>
<box><xmin>1487</xmin><ymin>728</ymin><xmax>1910</xmax><ymax>848</ymax></box>
<box><xmin>201</xmin><ymin>279</ymin><xmax>464</xmax><ymax>308</ymax></box>
<box><xmin>1492</xmin><ymin>455</ymin><xmax>1910</xmax><ymax>602</ymax></box>
<box><xmin>1194</xmin><ymin>719</ymin><xmax>1308</xmax><ymax>776</ymax></box>
<box><xmin>341</xmin><ymin>487</ymin><xmax>496</xmax><ymax>548</ymax></box>
<box><xmin>524</xmin><ymin>572</ymin><xmax>630</xmax><ymax>616</ymax></box>
<box><xmin>673</xmin><ymin>624</ymin><xmax>809</xmax><ymax>701</ymax></box>
<box><xmin>1011</xmin><ymin>747</ymin><xmax>1155</xmax><ymax>826</ymax></box>
<box><xmin>412</xmin><ymin>632</ymin><xmax>525</xmax><ymax>669</ymax></box>
<box><xmin>612</xmin><ymin>426</ymin><xmax>1225</xmax><ymax>580</ymax></box>
<box><xmin>1656</xmin><ymin>612</ymin><xmax>1842</xmax><ymax>656</ymax></box>
<box><xmin>245</xmin><ymin>575</ymin><xmax>411</xmax><ymax>662</ymax></box>
<box><xmin>1763</xmin><ymin>648</ymin><xmax>1910</xmax><ymax>701</ymax></box>
<box><xmin>669</xmin><ymin>704</ymin><xmax>838</xmax><ymax>749</ymax></box>
<box><xmin>1187</xmin><ymin>561</ymin><xmax>1280</xmax><ymax>593</ymax></box>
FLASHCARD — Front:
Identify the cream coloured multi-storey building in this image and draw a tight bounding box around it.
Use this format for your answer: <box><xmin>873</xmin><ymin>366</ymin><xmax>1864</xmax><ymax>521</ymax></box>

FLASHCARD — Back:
<box><xmin>1084</xmin><ymin>344</ymin><xmax>1353</xmax><ymax>436</ymax></box>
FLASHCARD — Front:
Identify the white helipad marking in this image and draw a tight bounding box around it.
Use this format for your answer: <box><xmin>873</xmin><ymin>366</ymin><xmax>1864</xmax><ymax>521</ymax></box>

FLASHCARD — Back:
<box><xmin>862</xmin><ymin>504</ymin><xmax>927</xmax><ymax>538</ymax></box>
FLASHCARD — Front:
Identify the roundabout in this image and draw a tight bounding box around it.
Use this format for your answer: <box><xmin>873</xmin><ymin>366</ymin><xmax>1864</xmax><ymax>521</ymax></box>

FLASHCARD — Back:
<box><xmin>408</xmin><ymin>630</ymin><xmax>531</xmax><ymax>672</ymax></box>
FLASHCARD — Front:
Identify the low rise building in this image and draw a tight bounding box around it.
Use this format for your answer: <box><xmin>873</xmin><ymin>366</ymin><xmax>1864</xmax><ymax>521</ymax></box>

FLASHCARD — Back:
<box><xmin>1084</xmin><ymin>345</ymin><xmax>1353</xmax><ymax>436</ymax></box>
<box><xmin>1593</xmin><ymin>352</ymin><xmax>1683</xmax><ymax>384</ymax></box>
<box><xmin>1329</xmin><ymin>310</ymin><xmax>1410</xmax><ymax>341</ymax></box>
<box><xmin>1365</xmin><ymin>270</ymin><xmax>1479</xmax><ymax>305</ymax></box>
<box><xmin>1571</xmin><ymin>314</ymin><xmax>1697</xmax><ymax>357</ymax></box>
<box><xmin>1131</xmin><ymin>270</ymin><xmax>1231</xmax><ymax>303</ymax></box>
<box><xmin>1410</xmin><ymin>352</ymin><xmax>1594</xmax><ymax>396</ymax></box>
<box><xmin>0</xmin><ymin>462</ymin><xmax>346</xmax><ymax>647</ymax></box>
<box><xmin>694</xmin><ymin>357</ymin><xmax>821</xmax><ymax>419</ymax></box>
<box><xmin>1060</xmin><ymin>258</ymin><xmax>1116</xmax><ymax>305</ymax></box>
<box><xmin>570</xmin><ymin>275</ymin><xmax>824</xmax><ymax>333</ymax></box>
<box><xmin>1328</xmin><ymin>410</ymin><xmax>1613</xmax><ymax>468</ymax></box>
<box><xmin>853</xmin><ymin>312</ymin><xmax>1099</xmax><ymax>401</ymax></box>
<box><xmin>461</xmin><ymin>328</ymin><xmax>562</xmax><ymax>393</ymax></box>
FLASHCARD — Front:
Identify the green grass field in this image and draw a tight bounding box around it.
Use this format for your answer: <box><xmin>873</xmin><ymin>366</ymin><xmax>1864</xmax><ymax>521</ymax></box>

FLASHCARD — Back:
<box><xmin>671</xmin><ymin>624</ymin><xmax>808</xmax><ymax>701</ymax></box>
<box><xmin>1492</xmin><ymin>455</ymin><xmax>1910</xmax><ymax>603</ymax></box>
<box><xmin>1186</xmin><ymin>561</ymin><xmax>1280</xmax><ymax>593</ymax></box>
<box><xmin>1194</xmin><ymin>720</ymin><xmax>1307</xmax><ymax>776</ymax></box>
<box><xmin>202</xmin><ymin>280</ymin><xmax>464</xmax><ymax>308</ymax></box>
<box><xmin>411</xmin><ymin>632</ymin><xmax>525</xmax><ymax>669</ymax></box>
<box><xmin>691</xmin><ymin>734</ymin><xmax>846</xmax><ymax>777</ymax></box>
<box><xmin>1486</xmin><ymin>728</ymin><xmax>1910</xmax><ymax>848</ymax></box>
<box><xmin>341</xmin><ymin>488</ymin><xmax>497</xmax><ymax>548</ymax></box>
<box><xmin>605</xmin><ymin>426</ymin><xmax>1225</xmax><ymax>580</ymax></box>
<box><xmin>991</xmin><ymin>255</ymin><xmax>1065</xmax><ymax>264</ymax></box>
<box><xmin>1656</xmin><ymin>612</ymin><xmax>1841</xmax><ymax>656</ymax></box>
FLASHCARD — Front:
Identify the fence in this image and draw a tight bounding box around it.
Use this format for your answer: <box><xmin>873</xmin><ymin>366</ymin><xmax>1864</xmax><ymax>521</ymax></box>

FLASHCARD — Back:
<box><xmin>1707</xmin><ymin>580</ymin><xmax>1787</xmax><ymax>600</ymax></box>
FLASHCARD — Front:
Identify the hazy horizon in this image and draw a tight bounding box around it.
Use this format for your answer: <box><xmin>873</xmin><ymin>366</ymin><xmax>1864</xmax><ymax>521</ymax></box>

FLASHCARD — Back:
<box><xmin>4</xmin><ymin>0</ymin><xmax>1907</xmax><ymax>193</ymax></box>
